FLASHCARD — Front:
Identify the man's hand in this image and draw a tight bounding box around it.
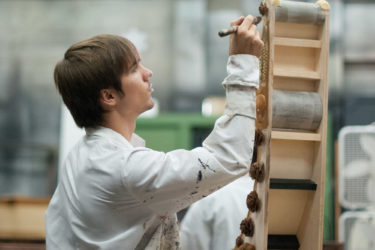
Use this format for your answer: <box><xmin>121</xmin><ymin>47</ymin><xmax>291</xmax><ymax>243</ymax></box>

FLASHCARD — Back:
<box><xmin>229</xmin><ymin>15</ymin><xmax>264</xmax><ymax>58</ymax></box>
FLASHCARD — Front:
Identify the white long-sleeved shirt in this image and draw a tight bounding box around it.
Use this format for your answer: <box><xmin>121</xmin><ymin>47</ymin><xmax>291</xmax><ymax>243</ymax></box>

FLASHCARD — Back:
<box><xmin>180</xmin><ymin>175</ymin><xmax>254</xmax><ymax>250</ymax></box>
<box><xmin>45</xmin><ymin>54</ymin><xmax>259</xmax><ymax>250</ymax></box>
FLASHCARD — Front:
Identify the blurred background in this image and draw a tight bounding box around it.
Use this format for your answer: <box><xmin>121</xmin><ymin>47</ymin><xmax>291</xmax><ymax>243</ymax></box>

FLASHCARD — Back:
<box><xmin>0</xmin><ymin>0</ymin><xmax>374</xmax><ymax>249</ymax></box>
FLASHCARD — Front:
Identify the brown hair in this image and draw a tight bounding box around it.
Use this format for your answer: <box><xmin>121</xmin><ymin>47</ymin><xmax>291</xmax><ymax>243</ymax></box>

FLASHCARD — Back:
<box><xmin>54</xmin><ymin>34</ymin><xmax>138</xmax><ymax>128</ymax></box>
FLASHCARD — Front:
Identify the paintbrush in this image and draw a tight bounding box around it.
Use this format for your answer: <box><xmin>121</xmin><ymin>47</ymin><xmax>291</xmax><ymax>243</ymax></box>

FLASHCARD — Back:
<box><xmin>218</xmin><ymin>16</ymin><xmax>262</xmax><ymax>37</ymax></box>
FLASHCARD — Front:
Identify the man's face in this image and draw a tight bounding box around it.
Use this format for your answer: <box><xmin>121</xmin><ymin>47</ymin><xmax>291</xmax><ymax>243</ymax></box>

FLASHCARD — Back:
<box><xmin>117</xmin><ymin>53</ymin><xmax>154</xmax><ymax>117</ymax></box>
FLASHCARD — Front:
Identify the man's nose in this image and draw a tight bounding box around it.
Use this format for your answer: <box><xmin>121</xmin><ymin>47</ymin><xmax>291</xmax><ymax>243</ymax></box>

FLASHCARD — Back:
<box><xmin>141</xmin><ymin>64</ymin><xmax>152</xmax><ymax>78</ymax></box>
<box><xmin>145</xmin><ymin>67</ymin><xmax>153</xmax><ymax>77</ymax></box>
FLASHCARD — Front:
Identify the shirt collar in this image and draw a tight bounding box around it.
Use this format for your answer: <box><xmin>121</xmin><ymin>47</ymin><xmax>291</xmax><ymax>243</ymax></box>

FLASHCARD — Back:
<box><xmin>85</xmin><ymin>126</ymin><xmax>145</xmax><ymax>148</ymax></box>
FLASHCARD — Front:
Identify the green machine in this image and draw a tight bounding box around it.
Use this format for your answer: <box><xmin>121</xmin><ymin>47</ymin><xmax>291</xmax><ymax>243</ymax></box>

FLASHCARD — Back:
<box><xmin>135</xmin><ymin>113</ymin><xmax>219</xmax><ymax>152</ymax></box>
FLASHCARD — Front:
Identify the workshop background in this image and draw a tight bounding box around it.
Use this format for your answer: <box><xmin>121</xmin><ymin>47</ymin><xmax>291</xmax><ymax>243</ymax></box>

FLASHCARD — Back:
<box><xmin>0</xmin><ymin>0</ymin><xmax>374</xmax><ymax>249</ymax></box>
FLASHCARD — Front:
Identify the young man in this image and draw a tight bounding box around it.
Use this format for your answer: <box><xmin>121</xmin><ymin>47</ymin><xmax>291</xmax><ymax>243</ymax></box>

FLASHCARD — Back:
<box><xmin>46</xmin><ymin>15</ymin><xmax>263</xmax><ymax>250</ymax></box>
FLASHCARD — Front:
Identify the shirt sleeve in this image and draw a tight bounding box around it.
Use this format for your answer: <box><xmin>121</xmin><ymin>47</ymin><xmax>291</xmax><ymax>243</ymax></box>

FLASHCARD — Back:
<box><xmin>180</xmin><ymin>176</ymin><xmax>253</xmax><ymax>250</ymax></box>
<box><xmin>121</xmin><ymin>55</ymin><xmax>259</xmax><ymax>215</ymax></box>
<box><xmin>223</xmin><ymin>54</ymin><xmax>259</xmax><ymax>119</ymax></box>
<box><xmin>180</xmin><ymin>202</ymin><xmax>211</xmax><ymax>250</ymax></box>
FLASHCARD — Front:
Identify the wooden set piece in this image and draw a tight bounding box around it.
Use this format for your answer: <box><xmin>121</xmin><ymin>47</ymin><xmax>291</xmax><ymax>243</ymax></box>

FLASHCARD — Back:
<box><xmin>234</xmin><ymin>0</ymin><xmax>330</xmax><ymax>249</ymax></box>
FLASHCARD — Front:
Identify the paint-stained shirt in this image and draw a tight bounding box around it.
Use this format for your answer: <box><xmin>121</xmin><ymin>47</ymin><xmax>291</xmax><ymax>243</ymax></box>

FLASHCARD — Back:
<box><xmin>45</xmin><ymin>54</ymin><xmax>259</xmax><ymax>250</ymax></box>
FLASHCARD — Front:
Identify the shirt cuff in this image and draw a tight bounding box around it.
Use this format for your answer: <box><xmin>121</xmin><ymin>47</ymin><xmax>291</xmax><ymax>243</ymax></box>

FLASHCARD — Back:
<box><xmin>222</xmin><ymin>54</ymin><xmax>259</xmax><ymax>89</ymax></box>
<box><xmin>224</xmin><ymin>86</ymin><xmax>256</xmax><ymax>119</ymax></box>
<box><xmin>222</xmin><ymin>54</ymin><xmax>259</xmax><ymax>118</ymax></box>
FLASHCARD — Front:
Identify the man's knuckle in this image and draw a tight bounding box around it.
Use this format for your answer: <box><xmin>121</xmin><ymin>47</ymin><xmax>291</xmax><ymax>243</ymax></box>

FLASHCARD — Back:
<box><xmin>237</xmin><ymin>29</ymin><xmax>246</xmax><ymax>36</ymax></box>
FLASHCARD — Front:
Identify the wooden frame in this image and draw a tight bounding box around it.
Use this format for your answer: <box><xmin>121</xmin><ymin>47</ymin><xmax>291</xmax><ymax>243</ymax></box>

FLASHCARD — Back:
<box><xmin>246</xmin><ymin>0</ymin><xmax>330</xmax><ymax>249</ymax></box>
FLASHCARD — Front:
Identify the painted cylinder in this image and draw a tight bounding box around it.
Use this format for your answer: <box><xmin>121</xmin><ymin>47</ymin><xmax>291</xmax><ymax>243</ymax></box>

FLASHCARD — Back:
<box><xmin>275</xmin><ymin>0</ymin><xmax>326</xmax><ymax>25</ymax></box>
<box><xmin>272</xmin><ymin>90</ymin><xmax>322</xmax><ymax>131</ymax></box>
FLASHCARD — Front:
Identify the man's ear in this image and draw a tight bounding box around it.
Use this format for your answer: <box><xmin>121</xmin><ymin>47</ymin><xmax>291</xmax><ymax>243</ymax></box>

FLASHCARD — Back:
<box><xmin>99</xmin><ymin>89</ymin><xmax>117</xmax><ymax>110</ymax></box>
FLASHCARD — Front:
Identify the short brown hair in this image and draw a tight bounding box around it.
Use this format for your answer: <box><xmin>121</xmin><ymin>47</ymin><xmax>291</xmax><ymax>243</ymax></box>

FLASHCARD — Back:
<box><xmin>54</xmin><ymin>34</ymin><xmax>138</xmax><ymax>128</ymax></box>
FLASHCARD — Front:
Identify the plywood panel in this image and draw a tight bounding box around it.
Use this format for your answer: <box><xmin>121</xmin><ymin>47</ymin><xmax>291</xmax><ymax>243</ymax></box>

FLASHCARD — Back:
<box><xmin>270</xmin><ymin>140</ymin><xmax>314</xmax><ymax>179</ymax></box>
<box><xmin>268</xmin><ymin>189</ymin><xmax>309</xmax><ymax>234</ymax></box>
<box><xmin>297</xmin><ymin>8</ymin><xmax>330</xmax><ymax>250</ymax></box>
<box><xmin>271</xmin><ymin>130</ymin><xmax>321</xmax><ymax>141</ymax></box>
<box><xmin>275</xmin><ymin>22</ymin><xmax>321</xmax><ymax>40</ymax></box>
<box><xmin>246</xmin><ymin>2</ymin><xmax>276</xmax><ymax>248</ymax></box>
<box><xmin>274</xmin><ymin>37</ymin><xmax>322</xmax><ymax>48</ymax></box>
<box><xmin>273</xmin><ymin>76</ymin><xmax>318</xmax><ymax>92</ymax></box>
<box><xmin>274</xmin><ymin>68</ymin><xmax>320</xmax><ymax>80</ymax></box>
<box><xmin>275</xmin><ymin>46</ymin><xmax>320</xmax><ymax>73</ymax></box>
<box><xmin>0</xmin><ymin>198</ymin><xmax>49</xmax><ymax>239</ymax></box>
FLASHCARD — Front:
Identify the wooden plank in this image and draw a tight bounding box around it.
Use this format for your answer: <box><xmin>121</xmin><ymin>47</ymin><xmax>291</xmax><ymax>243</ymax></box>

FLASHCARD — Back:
<box><xmin>275</xmin><ymin>22</ymin><xmax>321</xmax><ymax>40</ymax></box>
<box><xmin>297</xmin><ymin>6</ymin><xmax>330</xmax><ymax>250</ymax></box>
<box><xmin>0</xmin><ymin>197</ymin><xmax>50</xmax><ymax>205</ymax></box>
<box><xmin>268</xmin><ymin>235</ymin><xmax>300</xmax><ymax>249</ymax></box>
<box><xmin>270</xmin><ymin>178</ymin><xmax>317</xmax><ymax>190</ymax></box>
<box><xmin>270</xmin><ymin>140</ymin><xmax>314</xmax><ymax>179</ymax></box>
<box><xmin>268</xmin><ymin>189</ymin><xmax>309</xmax><ymax>234</ymax></box>
<box><xmin>0</xmin><ymin>200</ymin><xmax>49</xmax><ymax>239</ymax></box>
<box><xmin>271</xmin><ymin>130</ymin><xmax>321</xmax><ymax>141</ymax></box>
<box><xmin>273</xmin><ymin>77</ymin><xmax>318</xmax><ymax>92</ymax></box>
<box><xmin>274</xmin><ymin>37</ymin><xmax>322</xmax><ymax>48</ymax></box>
<box><xmin>274</xmin><ymin>68</ymin><xmax>320</xmax><ymax>80</ymax></box>
<box><xmin>247</xmin><ymin>1</ymin><xmax>276</xmax><ymax>249</ymax></box>
<box><xmin>275</xmin><ymin>46</ymin><xmax>319</xmax><ymax>73</ymax></box>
